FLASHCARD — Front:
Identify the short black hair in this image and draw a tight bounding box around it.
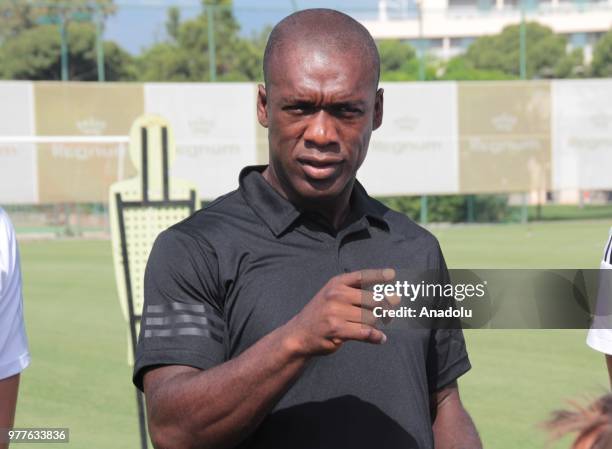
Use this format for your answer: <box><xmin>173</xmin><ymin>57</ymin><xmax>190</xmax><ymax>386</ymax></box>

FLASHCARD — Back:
<box><xmin>263</xmin><ymin>8</ymin><xmax>381</xmax><ymax>88</ymax></box>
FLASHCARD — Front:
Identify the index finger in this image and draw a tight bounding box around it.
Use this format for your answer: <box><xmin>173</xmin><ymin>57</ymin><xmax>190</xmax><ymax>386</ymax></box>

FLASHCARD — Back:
<box><xmin>339</xmin><ymin>268</ymin><xmax>396</xmax><ymax>289</ymax></box>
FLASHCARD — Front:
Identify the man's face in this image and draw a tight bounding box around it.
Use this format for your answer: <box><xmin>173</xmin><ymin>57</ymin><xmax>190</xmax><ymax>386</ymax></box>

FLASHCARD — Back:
<box><xmin>257</xmin><ymin>44</ymin><xmax>383</xmax><ymax>203</ymax></box>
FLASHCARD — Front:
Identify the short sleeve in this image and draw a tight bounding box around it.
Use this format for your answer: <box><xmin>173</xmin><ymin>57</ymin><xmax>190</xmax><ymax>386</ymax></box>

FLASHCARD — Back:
<box><xmin>133</xmin><ymin>228</ymin><xmax>227</xmax><ymax>391</ymax></box>
<box><xmin>426</xmin><ymin>241</ymin><xmax>471</xmax><ymax>392</ymax></box>
<box><xmin>0</xmin><ymin>208</ymin><xmax>31</xmax><ymax>380</ymax></box>
<box><xmin>587</xmin><ymin>328</ymin><xmax>612</xmax><ymax>355</ymax></box>
<box><xmin>586</xmin><ymin>229</ymin><xmax>612</xmax><ymax>354</ymax></box>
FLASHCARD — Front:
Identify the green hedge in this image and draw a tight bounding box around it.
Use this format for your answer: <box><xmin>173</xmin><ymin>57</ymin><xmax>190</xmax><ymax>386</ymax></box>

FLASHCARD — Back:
<box><xmin>376</xmin><ymin>194</ymin><xmax>513</xmax><ymax>223</ymax></box>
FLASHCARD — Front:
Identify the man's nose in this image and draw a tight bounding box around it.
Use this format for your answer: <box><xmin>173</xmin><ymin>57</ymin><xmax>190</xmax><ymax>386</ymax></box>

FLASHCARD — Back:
<box><xmin>303</xmin><ymin>110</ymin><xmax>339</xmax><ymax>148</ymax></box>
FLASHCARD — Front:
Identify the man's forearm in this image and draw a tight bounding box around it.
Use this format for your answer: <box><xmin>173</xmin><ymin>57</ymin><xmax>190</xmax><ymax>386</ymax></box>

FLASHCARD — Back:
<box><xmin>145</xmin><ymin>324</ymin><xmax>309</xmax><ymax>449</ymax></box>
<box><xmin>432</xmin><ymin>387</ymin><xmax>481</xmax><ymax>449</ymax></box>
<box><xmin>433</xmin><ymin>408</ymin><xmax>481</xmax><ymax>449</ymax></box>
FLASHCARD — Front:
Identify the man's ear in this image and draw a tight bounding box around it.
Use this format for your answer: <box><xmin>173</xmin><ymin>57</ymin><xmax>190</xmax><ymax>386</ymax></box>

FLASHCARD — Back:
<box><xmin>257</xmin><ymin>84</ymin><xmax>269</xmax><ymax>128</ymax></box>
<box><xmin>373</xmin><ymin>87</ymin><xmax>384</xmax><ymax>130</ymax></box>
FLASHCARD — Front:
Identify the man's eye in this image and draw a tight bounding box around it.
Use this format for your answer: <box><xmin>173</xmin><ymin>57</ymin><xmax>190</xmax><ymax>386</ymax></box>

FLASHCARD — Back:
<box><xmin>334</xmin><ymin>106</ymin><xmax>362</xmax><ymax>117</ymax></box>
<box><xmin>284</xmin><ymin>104</ymin><xmax>316</xmax><ymax>114</ymax></box>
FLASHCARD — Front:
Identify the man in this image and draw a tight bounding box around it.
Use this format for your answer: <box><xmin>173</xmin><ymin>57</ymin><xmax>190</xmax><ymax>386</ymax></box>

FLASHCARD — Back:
<box><xmin>587</xmin><ymin>228</ymin><xmax>612</xmax><ymax>386</ymax></box>
<box><xmin>134</xmin><ymin>9</ymin><xmax>481</xmax><ymax>449</ymax></box>
<box><xmin>0</xmin><ymin>208</ymin><xmax>30</xmax><ymax>449</ymax></box>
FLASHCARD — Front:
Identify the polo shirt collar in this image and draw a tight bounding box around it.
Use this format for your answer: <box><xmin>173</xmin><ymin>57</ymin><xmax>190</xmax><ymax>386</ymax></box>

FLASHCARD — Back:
<box><xmin>350</xmin><ymin>178</ymin><xmax>389</xmax><ymax>231</ymax></box>
<box><xmin>239</xmin><ymin>165</ymin><xmax>300</xmax><ymax>237</ymax></box>
<box><xmin>239</xmin><ymin>165</ymin><xmax>388</xmax><ymax>237</ymax></box>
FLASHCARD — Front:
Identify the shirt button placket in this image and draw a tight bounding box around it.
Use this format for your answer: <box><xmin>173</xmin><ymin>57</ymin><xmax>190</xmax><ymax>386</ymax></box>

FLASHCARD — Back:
<box><xmin>337</xmin><ymin>237</ymin><xmax>349</xmax><ymax>274</ymax></box>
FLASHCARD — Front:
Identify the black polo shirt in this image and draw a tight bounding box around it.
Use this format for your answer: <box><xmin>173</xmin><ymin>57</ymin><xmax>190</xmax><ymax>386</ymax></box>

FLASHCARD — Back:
<box><xmin>133</xmin><ymin>165</ymin><xmax>471</xmax><ymax>449</ymax></box>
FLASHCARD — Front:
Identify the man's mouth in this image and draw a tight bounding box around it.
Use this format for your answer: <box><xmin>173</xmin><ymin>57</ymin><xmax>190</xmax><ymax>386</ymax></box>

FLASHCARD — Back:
<box><xmin>297</xmin><ymin>157</ymin><xmax>344</xmax><ymax>180</ymax></box>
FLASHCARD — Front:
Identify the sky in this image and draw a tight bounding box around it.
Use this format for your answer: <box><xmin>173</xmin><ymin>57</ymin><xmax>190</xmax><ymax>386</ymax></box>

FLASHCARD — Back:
<box><xmin>105</xmin><ymin>0</ymin><xmax>382</xmax><ymax>55</ymax></box>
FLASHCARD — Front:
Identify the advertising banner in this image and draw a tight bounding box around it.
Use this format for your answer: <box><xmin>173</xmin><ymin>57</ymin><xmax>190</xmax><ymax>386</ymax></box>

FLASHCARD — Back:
<box><xmin>359</xmin><ymin>82</ymin><xmax>459</xmax><ymax>196</ymax></box>
<box><xmin>458</xmin><ymin>81</ymin><xmax>551</xmax><ymax>194</ymax></box>
<box><xmin>552</xmin><ymin>79</ymin><xmax>612</xmax><ymax>190</ymax></box>
<box><xmin>144</xmin><ymin>83</ymin><xmax>258</xmax><ymax>200</ymax></box>
<box><xmin>34</xmin><ymin>82</ymin><xmax>143</xmax><ymax>203</ymax></box>
<box><xmin>0</xmin><ymin>82</ymin><xmax>37</xmax><ymax>204</ymax></box>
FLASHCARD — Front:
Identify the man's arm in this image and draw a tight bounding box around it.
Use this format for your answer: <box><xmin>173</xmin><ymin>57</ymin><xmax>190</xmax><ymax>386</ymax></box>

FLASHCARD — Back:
<box><xmin>0</xmin><ymin>374</ymin><xmax>20</xmax><ymax>449</ymax></box>
<box><xmin>143</xmin><ymin>269</ymin><xmax>393</xmax><ymax>449</ymax></box>
<box><xmin>431</xmin><ymin>381</ymin><xmax>481</xmax><ymax>449</ymax></box>
<box><xmin>145</xmin><ymin>324</ymin><xmax>307</xmax><ymax>449</ymax></box>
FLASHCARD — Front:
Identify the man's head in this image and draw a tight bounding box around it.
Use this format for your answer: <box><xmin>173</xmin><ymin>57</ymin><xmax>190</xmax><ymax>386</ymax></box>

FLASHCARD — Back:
<box><xmin>257</xmin><ymin>8</ymin><xmax>383</xmax><ymax>209</ymax></box>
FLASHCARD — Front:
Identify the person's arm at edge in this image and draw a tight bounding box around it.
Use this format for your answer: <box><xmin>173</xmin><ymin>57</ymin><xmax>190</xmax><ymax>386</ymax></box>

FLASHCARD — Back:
<box><xmin>0</xmin><ymin>374</ymin><xmax>20</xmax><ymax>449</ymax></box>
<box><xmin>0</xmin><ymin>209</ymin><xmax>29</xmax><ymax>449</ymax></box>
<box><xmin>605</xmin><ymin>354</ymin><xmax>612</xmax><ymax>388</ymax></box>
<box><xmin>431</xmin><ymin>381</ymin><xmax>482</xmax><ymax>449</ymax></box>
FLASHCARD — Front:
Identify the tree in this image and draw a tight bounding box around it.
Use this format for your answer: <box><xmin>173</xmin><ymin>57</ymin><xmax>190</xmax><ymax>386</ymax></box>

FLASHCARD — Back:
<box><xmin>554</xmin><ymin>47</ymin><xmax>585</xmax><ymax>78</ymax></box>
<box><xmin>438</xmin><ymin>55</ymin><xmax>515</xmax><ymax>80</ymax></box>
<box><xmin>0</xmin><ymin>22</ymin><xmax>135</xmax><ymax>81</ymax></box>
<box><xmin>460</xmin><ymin>22</ymin><xmax>583</xmax><ymax>79</ymax></box>
<box><xmin>378</xmin><ymin>40</ymin><xmax>416</xmax><ymax>73</ymax></box>
<box><xmin>137</xmin><ymin>43</ymin><xmax>192</xmax><ymax>82</ymax></box>
<box><xmin>591</xmin><ymin>29</ymin><xmax>612</xmax><ymax>77</ymax></box>
<box><xmin>166</xmin><ymin>6</ymin><xmax>180</xmax><ymax>42</ymax></box>
<box><xmin>376</xmin><ymin>40</ymin><xmax>438</xmax><ymax>80</ymax></box>
<box><xmin>137</xmin><ymin>0</ymin><xmax>265</xmax><ymax>82</ymax></box>
<box><xmin>0</xmin><ymin>0</ymin><xmax>115</xmax><ymax>42</ymax></box>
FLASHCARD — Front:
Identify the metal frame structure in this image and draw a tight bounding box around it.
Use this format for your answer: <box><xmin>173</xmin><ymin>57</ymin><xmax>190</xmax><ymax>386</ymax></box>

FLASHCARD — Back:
<box><xmin>110</xmin><ymin>116</ymin><xmax>198</xmax><ymax>449</ymax></box>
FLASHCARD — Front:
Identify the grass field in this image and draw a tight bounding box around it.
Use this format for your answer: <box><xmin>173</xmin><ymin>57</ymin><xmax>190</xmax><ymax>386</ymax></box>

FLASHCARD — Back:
<box><xmin>12</xmin><ymin>219</ymin><xmax>612</xmax><ymax>449</ymax></box>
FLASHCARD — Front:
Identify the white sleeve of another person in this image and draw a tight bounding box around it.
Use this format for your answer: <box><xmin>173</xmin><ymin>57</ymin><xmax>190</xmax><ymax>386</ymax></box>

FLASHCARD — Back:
<box><xmin>0</xmin><ymin>208</ymin><xmax>31</xmax><ymax>380</ymax></box>
<box><xmin>587</xmin><ymin>228</ymin><xmax>612</xmax><ymax>355</ymax></box>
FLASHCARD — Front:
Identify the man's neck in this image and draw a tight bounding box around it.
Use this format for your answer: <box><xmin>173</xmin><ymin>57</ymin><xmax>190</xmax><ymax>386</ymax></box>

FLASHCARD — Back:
<box><xmin>261</xmin><ymin>165</ymin><xmax>353</xmax><ymax>231</ymax></box>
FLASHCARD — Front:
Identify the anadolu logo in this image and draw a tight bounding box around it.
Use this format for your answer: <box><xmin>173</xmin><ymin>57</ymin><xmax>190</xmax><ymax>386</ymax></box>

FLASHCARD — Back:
<box><xmin>76</xmin><ymin>117</ymin><xmax>107</xmax><ymax>135</ymax></box>
<box><xmin>491</xmin><ymin>113</ymin><xmax>517</xmax><ymax>132</ymax></box>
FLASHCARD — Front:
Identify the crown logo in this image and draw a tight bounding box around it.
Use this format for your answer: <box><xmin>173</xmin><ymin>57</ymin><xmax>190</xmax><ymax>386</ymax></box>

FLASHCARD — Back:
<box><xmin>393</xmin><ymin>115</ymin><xmax>419</xmax><ymax>131</ymax></box>
<box><xmin>188</xmin><ymin>118</ymin><xmax>215</xmax><ymax>135</ymax></box>
<box><xmin>491</xmin><ymin>113</ymin><xmax>517</xmax><ymax>132</ymax></box>
<box><xmin>589</xmin><ymin>112</ymin><xmax>612</xmax><ymax>130</ymax></box>
<box><xmin>76</xmin><ymin>117</ymin><xmax>107</xmax><ymax>135</ymax></box>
